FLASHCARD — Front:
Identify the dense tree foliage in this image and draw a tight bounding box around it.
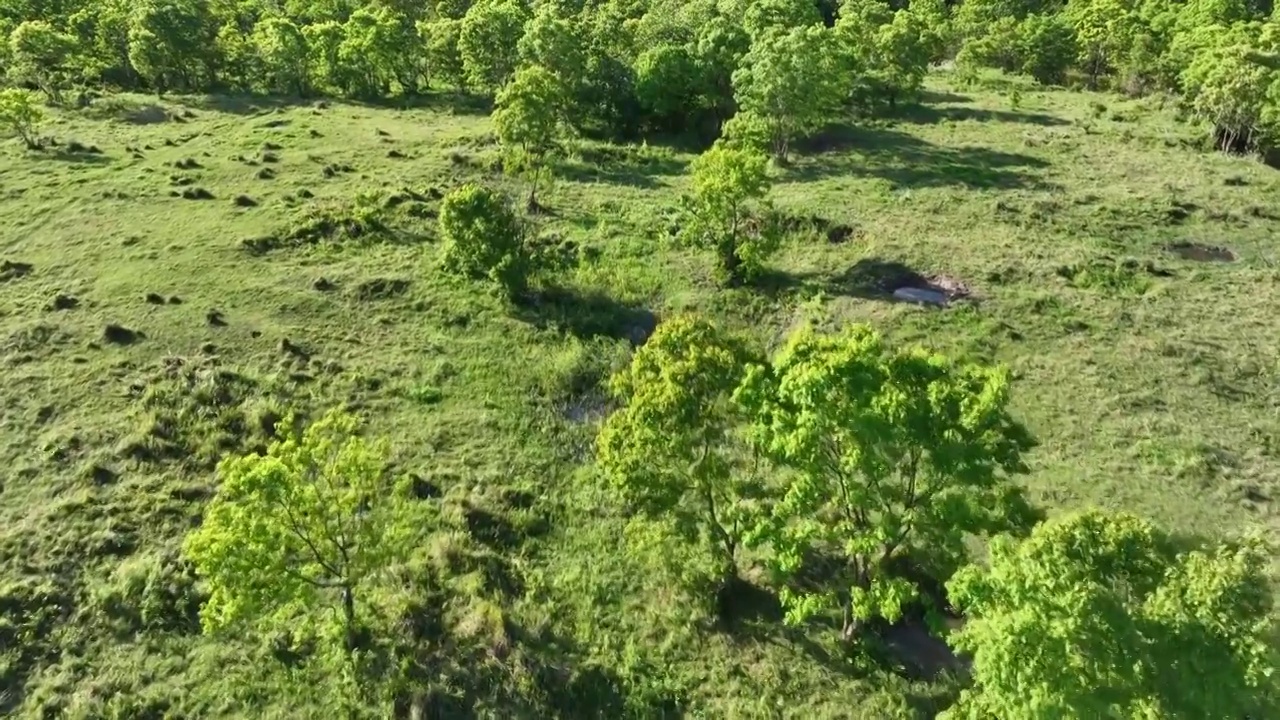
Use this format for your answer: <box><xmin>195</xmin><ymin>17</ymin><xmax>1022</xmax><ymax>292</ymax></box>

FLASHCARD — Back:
<box><xmin>184</xmin><ymin>409</ymin><xmax>417</xmax><ymax>712</ymax></box>
<box><xmin>8</xmin><ymin>20</ymin><xmax>77</xmax><ymax>103</ymax></box>
<box><xmin>438</xmin><ymin>183</ymin><xmax>529</xmax><ymax>298</ymax></box>
<box><xmin>4</xmin><ymin>0</ymin><xmax>1276</xmax><ymax>156</ymax></box>
<box><xmin>677</xmin><ymin>144</ymin><xmax>780</xmax><ymax>285</ymax></box>
<box><xmin>737</xmin><ymin>324</ymin><xmax>1038</xmax><ymax>639</ymax></box>
<box><xmin>732</xmin><ymin>23</ymin><xmax>846</xmax><ymax>161</ymax></box>
<box><xmin>596</xmin><ymin>316</ymin><xmax>762</xmax><ymax>607</ymax></box>
<box><xmin>946</xmin><ymin>510</ymin><xmax>1277</xmax><ymax>719</ymax></box>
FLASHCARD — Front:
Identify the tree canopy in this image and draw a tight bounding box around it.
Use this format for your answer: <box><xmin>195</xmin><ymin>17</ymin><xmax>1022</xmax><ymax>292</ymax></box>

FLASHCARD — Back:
<box><xmin>597</xmin><ymin>315</ymin><xmax>762</xmax><ymax>606</ymax></box>
<box><xmin>737</xmin><ymin>323</ymin><xmax>1038</xmax><ymax>638</ymax></box>
<box><xmin>184</xmin><ymin>409</ymin><xmax>418</xmax><ymax>709</ymax></box>
<box><xmin>946</xmin><ymin>509</ymin><xmax>1278</xmax><ymax>719</ymax></box>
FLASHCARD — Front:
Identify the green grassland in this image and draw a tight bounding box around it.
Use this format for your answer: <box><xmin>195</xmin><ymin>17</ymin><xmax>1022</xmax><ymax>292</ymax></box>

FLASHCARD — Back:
<box><xmin>1</xmin><ymin>71</ymin><xmax>1278</xmax><ymax>717</ymax></box>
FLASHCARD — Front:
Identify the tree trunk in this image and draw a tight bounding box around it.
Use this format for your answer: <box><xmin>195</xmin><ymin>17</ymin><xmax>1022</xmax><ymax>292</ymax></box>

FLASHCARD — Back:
<box><xmin>719</xmin><ymin>240</ymin><xmax>741</xmax><ymax>287</ymax></box>
<box><xmin>840</xmin><ymin>592</ymin><xmax>857</xmax><ymax>642</ymax></box>
<box><xmin>342</xmin><ymin>585</ymin><xmax>357</xmax><ymax>652</ymax></box>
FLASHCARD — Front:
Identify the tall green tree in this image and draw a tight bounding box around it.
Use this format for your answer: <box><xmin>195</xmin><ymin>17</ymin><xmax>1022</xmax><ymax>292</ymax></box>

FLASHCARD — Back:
<box><xmin>303</xmin><ymin>21</ymin><xmax>345</xmax><ymax>94</ymax></box>
<box><xmin>418</xmin><ymin>17</ymin><xmax>466</xmax><ymax>91</ymax></box>
<box><xmin>438</xmin><ymin>183</ymin><xmax>529</xmax><ymax>298</ymax></box>
<box><xmin>183</xmin><ymin>409</ymin><xmax>417</xmax><ymax>714</ymax></box>
<box><xmin>493</xmin><ymin>64</ymin><xmax>572</xmax><ymax>211</ymax></box>
<box><xmin>634</xmin><ymin>44</ymin><xmax>705</xmax><ymax>131</ymax></box>
<box><xmin>518</xmin><ymin>3</ymin><xmax>586</xmax><ymax>87</ymax></box>
<box><xmin>458</xmin><ymin>0</ymin><xmax>528</xmax><ymax>92</ymax></box>
<box><xmin>596</xmin><ymin>315</ymin><xmax>762</xmax><ymax>608</ymax></box>
<box><xmin>334</xmin><ymin>11</ymin><xmax>384</xmax><ymax>97</ymax></box>
<box><xmin>127</xmin><ymin>0</ymin><xmax>217</xmax><ymax>94</ymax></box>
<box><xmin>737</xmin><ymin>324</ymin><xmax>1038</xmax><ymax>640</ymax></box>
<box><xmin>1018</xmin><ymin>13</ymin><xmax>1079</xmax><ymax>86</ymax></box>
<box><xmin>8</xmin><ymin>20</ymin><xmax>78</xmax><ymax>103</ymax></box>
<box><xmin>871</xmin><ymin>8</ymin><xmax>934</xmax><ymax>107</ymax></box>
<box><xmin>945</xmin><ymin>509</ymin><xmax>1277</xmax><ymax>719</ymax></box>
<box><xmin>0</xmin><ymin>87</ymin><xmax>43</xmax><ymax>148</ymax></box>
<box><xmin>1064</xmin><ymin>0</ymin><xmax>1143</xmax><ymax>87</ymax></box>
<box><xmin>252</xmin><ymin>17</ymin><xmax>310</xmax><ymax>96</ymax></box>
<box><xmin>678</xmin><ymin>144</ymin><xmax>780</xmax><ymax>285</ymax></box>
<box><xmin>732</xmin><ymin>23</ymin><xmax>847</xmax><ymax>162</ymax></box>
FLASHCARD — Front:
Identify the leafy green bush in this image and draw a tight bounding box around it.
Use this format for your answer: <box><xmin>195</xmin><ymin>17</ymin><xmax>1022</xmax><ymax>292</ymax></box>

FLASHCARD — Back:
<box><xmin>439</xmin><ymin>183</ymin><xmax>530</xmax><ymax>298</ymax></box>
<box><xmin>0</xmin><ymin>88</ymin><xmax>44</xmax><ymax>149</ymax></box>
<box><xmin>1018</xmin><ymin>14</ymin><xmax>1079</xmax><ymax>86</ymax></box>
<box><xmin>677</xmin><ymin>144</ymin><xmax>780</xmax><ymax>285</ymax></box>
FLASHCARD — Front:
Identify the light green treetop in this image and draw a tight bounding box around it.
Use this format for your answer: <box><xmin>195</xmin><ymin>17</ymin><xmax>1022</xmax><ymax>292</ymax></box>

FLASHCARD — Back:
<box><xmin>493</xmin><ymin>64</ymin><xmax>572</xmax><ymax>211</ymax></box>
<box><xmin>678</xmin><ymin>143</ymin><xmax>779</xmax><ymax>285</ymax></box>
<box><xmin>737</xmin><ymin>324</ymin><xmax>1037</xmax><ymax>639</ymax></box>
<box><xmin>945</xmin><ymin>509</ymin><xmax>1277</xmax><ymax>719</ymax></box>
<box><xmin>8</xmin><ymin>20</ymin><xmax>79</xmax><ymax>103</ymax></box>
<box><xmin>596</xmin><ymin>315</ymin><xmax>763</xmax><ymax>600</ymax></box>
<box><xmin>0</xmin><ymin>87</ymin><xmax>45</xmax><ymax>149</ymax></box>
<box><xmin>184</xmin><ymin>409</ymin><xmax>415</xmax><ymax>654</ymax></box>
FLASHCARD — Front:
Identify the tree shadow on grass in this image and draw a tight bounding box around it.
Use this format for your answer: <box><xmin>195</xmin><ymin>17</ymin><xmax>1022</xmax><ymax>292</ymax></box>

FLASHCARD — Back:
<box><xmin>34</xmin><ymin>148</ymin><xmax>114</xmax><ymax>165</ymax></box>
<box><xmin>514</xmin><ymin>286</ymin><xmax>658</xmax><ymax>347</ymax></box>
<box><xmin>750</xmin><ymin>268</ymin><xmax>827</xmax><ymax>301</ymax></box>
<box><xmin>400</xmin><ymin>620</ymin><xmax>686</xmax><ymax>718</ymax></box>
<box><xmin>793</xmin><ymin>124</ymin><xmax>1055</xmax><ymax>190</ymax></box>
<box><xmin>916</xmin><ymin>89</ymin><xmax>975</xmax><ymax>105</ymax></box>
<box><xmin>555</xmin><ymin>145</ymin><xmax>689</xmax><ymax>190</ymax></box>
<box><xmin>830</xmin><ymin>258</ymin><xmax>934</xmax><ymax>300</ymax></box>
<box><xmin>890</xmin><ymin>104</ymin><xmax>1069</xmax><ymax>127</ymax></box>
<box><xmin>186</xmin><ymin>90</ymin><xmax>492</xmax><ymax>116</ymax></box>
<box><xmin>183</xmin><ymin>93</ymin><xmax>319</xmax><ymax>115</ymax></box>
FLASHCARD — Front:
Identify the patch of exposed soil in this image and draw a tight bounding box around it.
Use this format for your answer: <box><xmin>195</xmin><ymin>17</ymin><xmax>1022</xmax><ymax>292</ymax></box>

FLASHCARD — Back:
<box><xmin>838</xmin><ymin>259</ymin><xmax>972</xmax><ymax>306</ymax></box>
<box><xmin>882</xmin><ymin>618</ymin><xmax>969</xmax><ymax>681</ymax></box>
<box><xmin>1166</xmin><ymin>242</ymin><xmax>1237</xmax><ymax>263</ymax></box>
<box><xmin>1</xmin><ymin>260</ymin><xmax>34</xmax><ymax>282</ymax></box>
<box><xmin>356</xmin><ymin>278</ymin><xmax>410</xmax><ymax>301</ymax></box>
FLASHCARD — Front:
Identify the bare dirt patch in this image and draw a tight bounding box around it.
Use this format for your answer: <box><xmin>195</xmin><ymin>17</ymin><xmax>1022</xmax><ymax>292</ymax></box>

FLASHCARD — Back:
<box><xmin>103</xmin><ymin>324</ymin><xmax>142</xmax><ymax>345</ymax></box>
<box><xmin>1166</xmin><ymin>242</ymin><xmax>1237</xmax><ymax>263</ymax></box>
<box><xmin>882</xmin><ymin>618</ymin><xmax>968</xmax><ymax>681</ymax></box>
<box><xmin>356</xmin><ymin>278</ymin><xmax>410</xmax><ymax>301</ymax></box>
<box><xmin>837</xmin><ymin>259</ymin><xmax>972</xmax><ymax>306</ymax></box>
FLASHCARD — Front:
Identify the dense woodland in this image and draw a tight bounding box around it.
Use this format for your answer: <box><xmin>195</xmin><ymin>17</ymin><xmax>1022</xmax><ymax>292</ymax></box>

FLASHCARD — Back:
<box><xmin>2</xmin><ymin>0</ymin><xmax>1280</xmax><ymax>718</ymax></box>
<box><xmin>2</xmin><ymin>0</ymin><xmax>1280</xmax><ymax>156</ymax></box>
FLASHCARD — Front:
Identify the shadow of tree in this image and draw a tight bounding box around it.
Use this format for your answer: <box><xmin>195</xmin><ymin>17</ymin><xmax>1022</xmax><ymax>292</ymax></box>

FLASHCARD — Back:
<box><xmin>394</xmin><ymin>620</ymin><xmax>686</xmax><ymax>718</ymax></box>
<box><xmin>889</xmin><ymin>104</ymin><xmax>1069</xmax><ymax>127</ymax></box>
<box><xmin>750</xmin><ymin>268</ymin><xmax>827</xmax><ymax>301</ymax></box>
<box><xmin>793</xmin><ymin>125</ymin><xmax>1054</xmax><ymax>190</ymax></box>
<box><xmin>555</xmin><ymin>145</ymin><xmax>688</xmax><ymax>189</ymax></box>
<box><xmin>916</xmin><ymin>89</ymin><xmax>975</xmax><ymax>105</ymax></box>
<box><xmin>830</xmin><ymin>258</ymin><xmax>932</xmax><ymax>300</ymax></box>
<box><xmin>35</xmin><ymin>148</ymin><xmax>114</xmax><ymax>165</ymax></box>
<box><xmin>718</xmin><ymin>576</ymin><xmax>785</xmax><ymax>630</ymax></box>
<box><xmin>185</xmin><ymin>90</ymin><xmax>492</xmax><ymax>117</ymax></box>
<box><xmin>514</xmin><ymin>286</ymin><xmax>658</xmax><ymax>347</ymax></box>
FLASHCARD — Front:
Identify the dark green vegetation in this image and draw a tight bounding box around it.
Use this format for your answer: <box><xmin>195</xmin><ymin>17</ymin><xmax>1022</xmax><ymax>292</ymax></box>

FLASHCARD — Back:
<box><xmin>3</xmin><ymin>0</ymin><xmax>1280</xmax><ymax>717</ymax></box>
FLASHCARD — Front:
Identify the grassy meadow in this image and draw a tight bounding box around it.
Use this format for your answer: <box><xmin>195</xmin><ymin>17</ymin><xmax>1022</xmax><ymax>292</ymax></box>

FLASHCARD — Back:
<box><xmin>1</xmin><ymin>70</ymin><xmax>1278</xmax><ymax>717</ymax></box>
